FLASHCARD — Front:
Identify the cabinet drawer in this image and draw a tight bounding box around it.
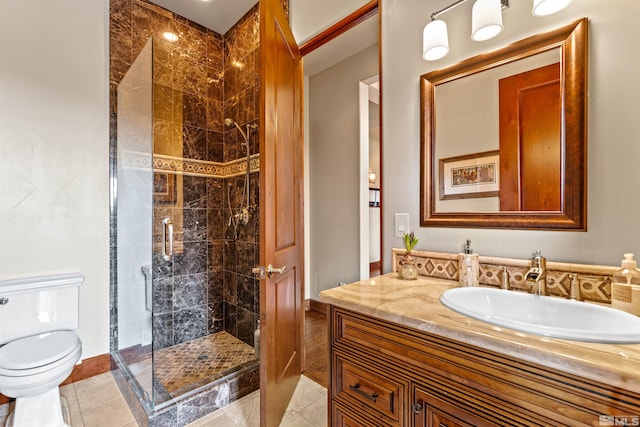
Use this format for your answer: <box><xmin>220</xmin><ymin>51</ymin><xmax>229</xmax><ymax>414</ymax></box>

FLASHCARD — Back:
<box><xmin>334</xmin><ymin>352</ymin><xmax>406</xmax><ymax>424</ymax></box>
<box><xmin>332</xmin><ymin>402</ymin><xmax>390</xmax><ymax>427</ymax></box>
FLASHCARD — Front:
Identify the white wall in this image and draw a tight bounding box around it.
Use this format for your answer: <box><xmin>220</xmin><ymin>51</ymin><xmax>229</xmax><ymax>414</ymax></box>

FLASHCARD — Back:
<box><xmin>0</xmin><ymin>0</ymin><xmax>110</xmax><ymax>359</ymax></box>
<box><xmin>382</xmin><ymin>0</ymin><xmax>640</xmax><ymax>269</ymax></box>
<box><xmin>308</xmin><ymin>44</ymin><xmax>379</xmax><ymax>299</ymax></box>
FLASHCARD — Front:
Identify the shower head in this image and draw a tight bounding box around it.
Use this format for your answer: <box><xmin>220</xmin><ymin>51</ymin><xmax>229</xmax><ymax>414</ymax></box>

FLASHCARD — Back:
<box><xmin>224</xmin><ymin>117</ymin><xmax>250</xmax><ymax>145</ymax></box>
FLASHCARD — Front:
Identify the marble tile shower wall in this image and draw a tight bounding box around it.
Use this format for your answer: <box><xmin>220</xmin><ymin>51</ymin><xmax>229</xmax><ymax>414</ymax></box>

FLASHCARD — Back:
<box><xmin>110</xmin><ymin>0</ymin><xmax>262</xmax><ymax>352</ymax></box>
<box><xmin>221</xmin><ymin>5</ymin><xmax>261</xmax><ymax>347</ymax></box>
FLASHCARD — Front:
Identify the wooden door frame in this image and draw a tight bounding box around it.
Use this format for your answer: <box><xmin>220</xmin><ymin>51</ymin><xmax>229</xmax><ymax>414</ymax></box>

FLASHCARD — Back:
<box><xmin>300</xmin><ymin>0</ymin><xmax>383</xmax><ymax>276</ymax></box>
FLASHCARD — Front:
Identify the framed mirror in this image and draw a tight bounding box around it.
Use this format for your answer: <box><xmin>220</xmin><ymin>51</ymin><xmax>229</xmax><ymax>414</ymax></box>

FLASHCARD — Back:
<box><xmin>420</xmin><ymin>18</ymin><xmax>587</xmax><ymax>230</ymax></box>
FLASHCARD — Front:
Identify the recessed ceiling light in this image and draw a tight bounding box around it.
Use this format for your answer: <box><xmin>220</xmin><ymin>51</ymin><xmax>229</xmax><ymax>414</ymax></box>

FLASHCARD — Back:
<box><xmin>162</xmin><ymin>32</ymin><xmax>179</xmax><ymax>42</ymax></box>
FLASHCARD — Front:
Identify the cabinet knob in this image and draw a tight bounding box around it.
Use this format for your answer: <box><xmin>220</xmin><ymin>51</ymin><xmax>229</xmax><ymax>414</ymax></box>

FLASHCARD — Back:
<box><xmin>411</xmin><ymin>403</ymin><xmax>423</xmax><ymax>414</ymax></box>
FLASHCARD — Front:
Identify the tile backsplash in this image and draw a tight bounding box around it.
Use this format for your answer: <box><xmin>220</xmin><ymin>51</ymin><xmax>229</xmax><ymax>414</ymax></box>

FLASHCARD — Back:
<box><xmin>392</xmin><ymin>248</ymin><xmax>618</xmax><ymax>305</ymax></box>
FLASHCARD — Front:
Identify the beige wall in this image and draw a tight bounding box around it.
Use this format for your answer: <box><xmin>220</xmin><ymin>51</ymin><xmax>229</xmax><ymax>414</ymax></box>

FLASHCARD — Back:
<box><xmin>0</xmin><ymin>0</ymin><xmax>110</xmax><ymax>359</ymax></box>
<box><xmin>382</xmin><ymin>0</ymin><xmax>640</xmax><ymax>269</ymax></box>
<box><xmin>308</xmin><ymin>44</ymin><xmax>379</xmax><ymax>299</ymax></box>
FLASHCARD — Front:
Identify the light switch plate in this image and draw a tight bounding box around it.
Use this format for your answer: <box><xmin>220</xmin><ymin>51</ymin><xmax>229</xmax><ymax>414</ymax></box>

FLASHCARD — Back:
<box><xmin>395</xmin><ymin>213</ymin><xmax>409</xmax><ymax>237</ymax></box>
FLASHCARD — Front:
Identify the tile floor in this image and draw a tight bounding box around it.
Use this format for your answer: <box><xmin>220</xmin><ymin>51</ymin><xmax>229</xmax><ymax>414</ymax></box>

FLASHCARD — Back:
<box><xmin>0</xmin><ymin>372</ymin><xmax>327</xmax><ymax>427</ymax></box>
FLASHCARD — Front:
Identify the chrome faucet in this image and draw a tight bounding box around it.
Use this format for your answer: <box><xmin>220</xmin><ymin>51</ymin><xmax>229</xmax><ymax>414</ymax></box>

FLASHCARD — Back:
<box><xmin>525</xmin><ymin>250</ymin><xmax>547</xmax><ymax>295</ymax></box>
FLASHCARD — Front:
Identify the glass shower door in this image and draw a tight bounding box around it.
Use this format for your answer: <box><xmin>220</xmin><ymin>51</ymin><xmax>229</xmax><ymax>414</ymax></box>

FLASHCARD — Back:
<box><xmin>115</xmin><ymin>39</ymin><xmax>154</xmax><ymax>407</ymax></box>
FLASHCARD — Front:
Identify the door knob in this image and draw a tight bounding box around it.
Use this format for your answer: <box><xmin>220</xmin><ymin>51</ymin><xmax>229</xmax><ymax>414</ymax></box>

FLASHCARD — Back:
<box><xmin>252</xmin><ymin>264</ymin><xmax>287</xmax><ymax>279</ymax></box>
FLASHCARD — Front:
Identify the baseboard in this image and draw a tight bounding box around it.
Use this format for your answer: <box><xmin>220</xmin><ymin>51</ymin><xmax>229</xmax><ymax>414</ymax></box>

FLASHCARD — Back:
<box><xmin>307</xmin><ymin>299</ymin><xmax>328</xmax><ymax>315</ymax></box>
<box><xmin>0</xmin><ymin>353</ymin><xmax>112</xmax><ymax>405</ymax></box>
<box><xmin>64</xmin><ymin>353</ymin><xmax>112</xmax><ymax>385</ymax></box>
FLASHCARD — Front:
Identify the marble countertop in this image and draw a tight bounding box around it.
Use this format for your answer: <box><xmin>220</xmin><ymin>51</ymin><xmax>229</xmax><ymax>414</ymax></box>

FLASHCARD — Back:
<box><xmin>319</xmin><ymin>273</ymin><xmax>640</xmax><ymax>392</ymax></box>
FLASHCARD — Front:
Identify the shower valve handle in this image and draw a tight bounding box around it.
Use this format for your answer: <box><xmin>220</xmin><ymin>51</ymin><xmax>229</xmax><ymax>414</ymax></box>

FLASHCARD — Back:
<box><xmin>252</xmin><ymin>264</ymin><xmax>286</xmax><ymax>279</ymax></box>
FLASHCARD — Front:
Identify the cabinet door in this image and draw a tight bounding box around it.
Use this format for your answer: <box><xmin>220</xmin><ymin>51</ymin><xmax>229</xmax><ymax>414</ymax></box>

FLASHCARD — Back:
<box><xmin>412</xmin><ymin>387</ymin><xmax>479</xmax><ymax>427</ymax></box>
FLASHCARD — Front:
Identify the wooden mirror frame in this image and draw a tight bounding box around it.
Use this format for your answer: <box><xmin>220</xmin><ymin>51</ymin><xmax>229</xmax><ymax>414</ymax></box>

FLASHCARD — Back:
<box><xmin>420</xmin><ymin>18</ymin><xmax>587</xmax><ymax>231</ymax></box>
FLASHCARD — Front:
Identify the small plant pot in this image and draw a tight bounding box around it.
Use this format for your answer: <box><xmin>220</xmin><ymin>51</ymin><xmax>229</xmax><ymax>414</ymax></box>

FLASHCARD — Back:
<box><xmin>399</xmin><ymin>253</ymin><xmax>418</xmax><ymax>280</ymax></box>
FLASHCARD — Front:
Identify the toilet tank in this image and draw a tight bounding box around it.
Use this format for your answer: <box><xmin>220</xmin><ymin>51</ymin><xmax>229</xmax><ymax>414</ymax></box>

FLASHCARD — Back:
<box><xmin>0</xmin><ymin>273</ymin><xmax>83</xmax><ymax>345</ymax></box>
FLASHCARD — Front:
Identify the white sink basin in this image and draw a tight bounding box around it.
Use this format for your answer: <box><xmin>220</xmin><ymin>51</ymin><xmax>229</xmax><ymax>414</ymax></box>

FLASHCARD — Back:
<box><xmin>440</xmin><ymin>287</ymin><xmax>640</xmax><ymax>343</ymax></box>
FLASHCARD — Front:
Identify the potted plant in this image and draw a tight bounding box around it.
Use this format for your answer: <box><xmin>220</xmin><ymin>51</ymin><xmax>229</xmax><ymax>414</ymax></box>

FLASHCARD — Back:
<box><xmin>400</xmin><ymin>232</ymin><xmax>419</xmax><ymax>280</ymax></box>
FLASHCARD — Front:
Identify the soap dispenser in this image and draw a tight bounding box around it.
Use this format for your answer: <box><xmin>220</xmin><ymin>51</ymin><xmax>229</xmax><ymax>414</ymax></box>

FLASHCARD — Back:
<box><xmin>611</xmin><ymin>253</ymin><xmax>640</xmax><ymax>316</ymax></box>
<box><xmin>459</xmin><ymin>240</ymin><xmax>479</xmax><ymax>287</ymax></box>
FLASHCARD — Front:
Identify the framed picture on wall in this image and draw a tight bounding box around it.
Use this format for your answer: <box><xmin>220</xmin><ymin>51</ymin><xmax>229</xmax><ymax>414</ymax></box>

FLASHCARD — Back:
<box><xmin>153</xmin><ymin>172</ymin><xmax>176</xmax><ymax>204</ymax></box>
<box><xmin>439</xmin><ymin>150</ymin><xmax>499</xmax><ymax>200</ymax></box>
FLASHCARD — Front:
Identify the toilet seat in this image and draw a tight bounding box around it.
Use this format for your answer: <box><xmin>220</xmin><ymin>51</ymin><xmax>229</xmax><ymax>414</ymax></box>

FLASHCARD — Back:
<box><xmin>0</xmin><ymin>331</ymin><xmax>80</xmax><ymax>375</ymax></box>
<box><xmin>0</xmin><ymin>340</ymin><xmax>81</xmax><ymax>398</ymax></box>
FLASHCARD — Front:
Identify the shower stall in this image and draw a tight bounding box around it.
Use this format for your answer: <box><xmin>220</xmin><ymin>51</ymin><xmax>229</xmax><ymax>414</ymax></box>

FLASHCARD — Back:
<box><xmin>109</xmin><ymin>1</ymin><xmax>261</xmax><ymax>424</ymax></box>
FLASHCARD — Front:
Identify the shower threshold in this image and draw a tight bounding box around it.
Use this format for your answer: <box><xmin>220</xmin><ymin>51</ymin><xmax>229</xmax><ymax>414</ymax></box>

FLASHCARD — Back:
<box><xmin>127</xmin><ymin>331</ymin><xmax>258</xmax><ymax>403</ymax></box>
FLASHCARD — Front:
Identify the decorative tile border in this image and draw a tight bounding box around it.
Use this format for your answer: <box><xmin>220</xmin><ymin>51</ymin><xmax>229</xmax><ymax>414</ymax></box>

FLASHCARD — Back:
<box><xmin>121</xmin><ymin>150</ymin><xmax>260</xmax><ymax>178</ymax></box>
<box><xmin>392</xmin><ymin>248</ymin><xmax>617</xmax><ymax>304</ymax></box>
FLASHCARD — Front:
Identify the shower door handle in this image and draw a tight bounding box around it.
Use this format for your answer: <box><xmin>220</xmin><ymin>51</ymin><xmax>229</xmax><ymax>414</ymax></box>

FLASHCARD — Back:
<box><xmin>162</xmin><ymin>217</ymin><xmax>174</xmax><ymax>261</ymax></box>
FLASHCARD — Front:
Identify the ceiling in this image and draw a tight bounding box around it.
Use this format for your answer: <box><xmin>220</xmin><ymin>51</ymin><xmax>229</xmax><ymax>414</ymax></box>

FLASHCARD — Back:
<box><xmin>147</xmin><ymin>0</ymin><xmax>378</xmax><ymax>77</ymax></box>
<box><xmin>148</xmin><ymin>0</ymin><xmax>257</xmax><ymax>34</ymax></box>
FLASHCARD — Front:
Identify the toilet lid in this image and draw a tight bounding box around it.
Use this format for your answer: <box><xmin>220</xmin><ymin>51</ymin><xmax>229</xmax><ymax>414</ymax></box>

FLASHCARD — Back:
<box><xmin>0</xmin><ymin>331</ymin><xmax>80</xmax><ymax>370</ymax></box>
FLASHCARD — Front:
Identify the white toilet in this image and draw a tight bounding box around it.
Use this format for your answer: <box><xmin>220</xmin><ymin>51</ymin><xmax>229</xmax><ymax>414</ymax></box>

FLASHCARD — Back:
<box><xmin>0</xmin><ymin>274</ymin><xmax>83</xmax><ymax>427</ymax></box>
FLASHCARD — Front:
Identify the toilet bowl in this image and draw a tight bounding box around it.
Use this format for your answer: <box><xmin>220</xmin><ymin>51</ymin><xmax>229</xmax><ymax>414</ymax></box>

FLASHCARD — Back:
<box><xmin>0</xmin><ymin>331</ymin><xmax>82</xmax><ymax>396</ymax></box>
<box><xmin>0</xmin><ymin>332</ymin><xmax>82</xmax><ymax>427</ymax></box>
<box><xmin>0</xmin><ymin>274</ymin><xmax>84</xmax><ymax>427</ymax></box>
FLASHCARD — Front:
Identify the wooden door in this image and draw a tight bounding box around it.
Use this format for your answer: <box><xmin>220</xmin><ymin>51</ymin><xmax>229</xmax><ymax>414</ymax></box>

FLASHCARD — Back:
<box><xmin>259</xmin><ymin>0</ymin><xmax>304</xmax><ymax>426</ymax></box>
<box><xmin>499</xmin><ymin>63</ymin><xmax>561</xmax><ymax>211</ymax></box>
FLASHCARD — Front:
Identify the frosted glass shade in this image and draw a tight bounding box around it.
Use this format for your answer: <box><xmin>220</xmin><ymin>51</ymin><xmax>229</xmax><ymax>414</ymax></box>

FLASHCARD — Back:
<box><xmin>471</xmin><ymin>0</ymin><xmax>503</xmax><ymax>41</ymax></box>
<box><xmin>423</xmin><ymin>19</ymin><xmax>449</xmax><ymax>61</ymax></box>
<box><xmin>532</xmin><ymin>0</ymin><xmax>572</xmax><ymax>16</ymax></box>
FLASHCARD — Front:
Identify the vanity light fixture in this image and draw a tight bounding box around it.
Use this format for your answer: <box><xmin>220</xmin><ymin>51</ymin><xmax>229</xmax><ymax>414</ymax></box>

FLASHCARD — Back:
<box><xmin>423</xmin><ymin>19</ymin><xmax>450</xmax><ymax>61</ymax></box>
<box><xmin>423</xmin><ymin>0</ymin><xmax>507</xmax><ymax>61</ymax></box>
<box><xmin>423</xmin><ymin>0</ymin><xmax>571</xmax><ymax>61</ymax></box>
<box><xmin>471</xmin><ymin>0</ymin><xmax>503</xmax><ymax>41</ymax></box>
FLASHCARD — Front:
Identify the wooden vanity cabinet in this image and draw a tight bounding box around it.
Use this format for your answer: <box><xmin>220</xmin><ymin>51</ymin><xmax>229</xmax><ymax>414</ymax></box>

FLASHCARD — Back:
<box><xmin>328</xmin><ymin>306</ymin><xmax>640</xmax><ymax>427</ymax></box>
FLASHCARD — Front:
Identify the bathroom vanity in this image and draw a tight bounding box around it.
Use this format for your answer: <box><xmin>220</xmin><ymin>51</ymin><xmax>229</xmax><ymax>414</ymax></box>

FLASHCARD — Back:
<box><xmin>320</xmin><ymin>275</ymin><xmax>640</xmax><ymax>427</ymax></box>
